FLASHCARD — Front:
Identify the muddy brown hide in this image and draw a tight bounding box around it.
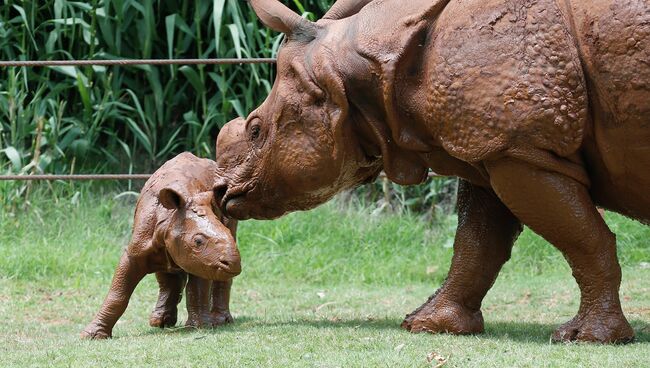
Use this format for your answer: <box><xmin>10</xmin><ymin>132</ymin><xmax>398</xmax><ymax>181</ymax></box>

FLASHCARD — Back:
<box><xmin>81</xmin><ymin>152</ymin><xmax>240</xmax><ymax>339</ymax></box>
<box><xmin>214</xmin><ymin>0</ymin><xmax>649</xmax><ymax>343</ymax></box>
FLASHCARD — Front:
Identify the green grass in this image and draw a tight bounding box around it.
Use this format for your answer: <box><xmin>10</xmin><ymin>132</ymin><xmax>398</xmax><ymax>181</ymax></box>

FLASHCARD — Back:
<box><xmin>0</xmin><ymin>188</ymin><xmax>649</xmax><ymax>367</ymax></box>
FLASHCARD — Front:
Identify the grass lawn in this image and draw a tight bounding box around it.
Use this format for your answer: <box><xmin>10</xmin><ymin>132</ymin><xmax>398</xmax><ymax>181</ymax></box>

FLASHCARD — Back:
<box><xmin>1</xmin><ymin>189</ymin><xmax>649</xmax><ymax>367</ymax></box>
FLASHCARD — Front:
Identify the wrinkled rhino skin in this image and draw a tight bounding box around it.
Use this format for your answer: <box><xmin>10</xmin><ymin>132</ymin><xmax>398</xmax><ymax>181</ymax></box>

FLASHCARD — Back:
<box><xmin>214</xmin><ymin>0</ymin><xmax>649</xmax><ymax>344</ymax></box>
<box><xmin>81</xmin><ymin>153</ymin><xmax>240</xmax><ymax>339</ymax></box>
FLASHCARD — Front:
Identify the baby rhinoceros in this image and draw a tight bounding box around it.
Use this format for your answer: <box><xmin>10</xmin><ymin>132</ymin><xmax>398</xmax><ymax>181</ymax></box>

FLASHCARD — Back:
<box><xmin>81</xmin><ymin>152</ymin><xmax>241</xmax><ymax>339</ymax></box>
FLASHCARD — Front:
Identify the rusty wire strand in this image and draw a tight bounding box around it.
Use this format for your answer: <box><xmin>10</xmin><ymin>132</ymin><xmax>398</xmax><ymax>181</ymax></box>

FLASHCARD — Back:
<box><xmin>0</xmin><ymin>58</ymin><xmax>277</xmax><ymax>67</ymax></box>
<box><xmin>0</xmin><ymin>173</ymin><xmax>441</xmax><ymax>181</ymax></box>
<box><xmin>0</xmin><ymin>174</ymin><xmax>152</xmax><ymax>181</ymax></box>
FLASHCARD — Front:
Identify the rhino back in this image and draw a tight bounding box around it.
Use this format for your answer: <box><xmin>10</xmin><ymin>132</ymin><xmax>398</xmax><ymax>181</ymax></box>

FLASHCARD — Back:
<box><xmin>140</xmin><ymin>153</ymin><xmax>216</xmax><ymax>197</ymax></box>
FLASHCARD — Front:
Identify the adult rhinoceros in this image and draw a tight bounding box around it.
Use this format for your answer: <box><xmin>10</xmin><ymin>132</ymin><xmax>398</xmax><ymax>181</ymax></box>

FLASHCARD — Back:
<box><xmin>214</xmin><ymin>0</ymin><xmax>650</xmax><ymax>343</ymax></box>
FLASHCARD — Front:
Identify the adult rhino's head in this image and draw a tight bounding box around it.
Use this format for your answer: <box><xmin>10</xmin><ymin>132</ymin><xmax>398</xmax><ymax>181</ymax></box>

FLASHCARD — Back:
<box><xmin>214</xmin><ymin>0</ymin><xmax>381</xmax><ymax>220</ymax></box>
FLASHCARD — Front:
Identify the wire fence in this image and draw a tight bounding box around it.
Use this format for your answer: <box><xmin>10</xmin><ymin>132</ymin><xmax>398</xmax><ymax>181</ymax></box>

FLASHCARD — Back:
<box><xmin>0</xmin><ymin>57</ymin><xmax>442</xmax><ymax>182</ymax></box>
<box><xmin>0</xmin><ymin>58</ymin><xmax>276</xmax><ymax>67</ymax></box>
<box><xmin>0</xmin><ymin>57</ymin><xmax>273</xmax><ymax>182</ymax></box>
<box><xmin>0</xmin><ymin>173</ymin><xmax>441</xmax><ymax>181</ymax></box>
<box><xmin>0</xmin><ymin>174</ymin><xmax>152</xmax><ymax>181</ymax></box>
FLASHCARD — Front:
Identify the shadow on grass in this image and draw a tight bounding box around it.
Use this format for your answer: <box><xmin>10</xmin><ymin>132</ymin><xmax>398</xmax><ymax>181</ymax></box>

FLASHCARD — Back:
<box><xmin>139</xmin><ymin>317</ymin><xmax>649</xmax><ymax>345</ymax></box>
<box><xmin>484</xmin><ymin>320</ymin><xmax>650</xmax><ymax>344</ymax></box>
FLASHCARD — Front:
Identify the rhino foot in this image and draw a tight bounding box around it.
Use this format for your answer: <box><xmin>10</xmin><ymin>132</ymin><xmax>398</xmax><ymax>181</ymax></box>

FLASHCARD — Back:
<box><xmin>401</xmin><ymin>299</ymin><xmax>484</xmax><ymax>335</ymax></box>
<box><xmin>552</xmin><ymin>311</ymin><xmax>634</xmax><ymax>344</ymax></box>
<box><xmin>80</xmin><ymin>323</ymin><xmax>112</xmax><ymax>340</ymax></box>
<box><xmin>209</xmin><ymin>311</ymin><xmax>234</xmax><ymax>326</ymax></box>
<box><xmin>149</xmin><ymin>307</ymin><xmax>178</xmax><ymax>328</ymax></box>
<box><xmin>186</xmin><ymin>311</ymin><xmax>233</xmax><ymax>328</ymax></box>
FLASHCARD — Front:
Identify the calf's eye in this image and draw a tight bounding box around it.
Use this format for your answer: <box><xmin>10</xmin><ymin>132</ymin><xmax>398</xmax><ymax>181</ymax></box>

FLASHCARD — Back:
<box><xmin>193</xmin><ymin>235</ymin><xmax>206</xmax><ymax>247</ymax></box>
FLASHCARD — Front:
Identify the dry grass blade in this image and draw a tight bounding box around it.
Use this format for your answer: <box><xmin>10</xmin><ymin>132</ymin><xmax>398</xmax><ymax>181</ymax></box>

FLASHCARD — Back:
<box><xmin>426</xmin><ymin>351</ymin><xmax>449</xmax><ymax>367</ymax></box>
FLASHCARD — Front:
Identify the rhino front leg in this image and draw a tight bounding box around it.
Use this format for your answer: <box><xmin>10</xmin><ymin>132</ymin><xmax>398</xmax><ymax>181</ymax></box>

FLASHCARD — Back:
<box><xmin>81</xmin><ymin>252</ymin><xmax>148</xmax><ymax>339</ymax></box>
<box><xmin>485</xmin><ymin>157</ymin><xmax>633</xmax><ymax>343</ymax></box>
<box><xmin>149</xmin><ymin>272</ymin><xmax>187</xmax><ymax>328</ymax></box>
<box><xmin>402</xmin><ymin>179</ymin><xmax>522</xmax><ymax>334</ymax></box>
<box><xmin>209</xmin><ymin>279</ymin><xmax>234</xmax><ymax>326</ymax></box>
<box><xmin>185</xmin><ymin>274</ymin><xmax>213</xmax><ymax>328</ymax></box>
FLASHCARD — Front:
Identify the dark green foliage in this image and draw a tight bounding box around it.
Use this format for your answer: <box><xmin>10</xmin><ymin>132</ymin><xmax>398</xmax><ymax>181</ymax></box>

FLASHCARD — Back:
<box><xmin>0</xmin><ymin>0</ymin><xmax>457</xmax><ymax>216</ymax></box>
<box><xmin>0</xmin><ymin>0</ymin><xmax>333</xmax><ymax>176</ymax></box>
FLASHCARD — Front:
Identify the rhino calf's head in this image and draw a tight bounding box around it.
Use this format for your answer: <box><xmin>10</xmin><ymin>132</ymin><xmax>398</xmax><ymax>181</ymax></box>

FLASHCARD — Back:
<box><xmin>159</xmin><ymin>186</ymin><xmax>241</xmax><ymax>280</ymax></box>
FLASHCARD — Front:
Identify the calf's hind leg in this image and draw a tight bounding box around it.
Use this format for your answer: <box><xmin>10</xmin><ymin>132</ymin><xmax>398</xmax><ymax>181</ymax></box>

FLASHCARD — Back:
<box><xmin>402</xmin><ymin>180</ymin><xmax>522</xmax><ymax>334</ymax></box>
<box><xmin>486</xmin><ymin>157</ymin><xmax>634</xmax><ymax>343</ymax></box>
<box><xmin>149</xmin><ymin>272</ymin><xmax>187</xmax><ymax>328</ymax></box>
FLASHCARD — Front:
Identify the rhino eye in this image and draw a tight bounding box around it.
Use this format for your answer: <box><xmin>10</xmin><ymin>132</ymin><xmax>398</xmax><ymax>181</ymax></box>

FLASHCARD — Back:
<box><xmin>193</xmin><ymin>235</ymin><xmax>206</xmax><ymax>247</ymax></box>
<box><xmin>250</xmin><ymin>124</ymin><xmax>261</xmax><ymax>140</ymax></box>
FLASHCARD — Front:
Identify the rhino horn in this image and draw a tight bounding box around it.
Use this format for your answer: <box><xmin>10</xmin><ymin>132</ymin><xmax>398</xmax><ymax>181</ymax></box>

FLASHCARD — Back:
<box><xmin>322</xmin><ymin>0</ymin><xmax>374</xmax><ymax>20</ymax></box>
<box><xmin>248</xmin><ymin>0</ymin><xmax>316</xmax><ymax>37</ymax></box>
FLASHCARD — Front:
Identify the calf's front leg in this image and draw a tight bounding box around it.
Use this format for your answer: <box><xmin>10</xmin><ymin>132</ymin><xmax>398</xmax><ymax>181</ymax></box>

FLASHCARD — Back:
<box><xmin>81</xmin><ymin>252</ymin><xmax>148</xmax><ymax>339</ymax></box>
<box><xmin>184</xmin><ymin>277</ymin><xmax>234</xmax><ymax>328</ymax></box>
<box><xmin>185</xmin><ymin>274</ymin><xmax>213</xmax><ymax>327</ymax></box>
<box><xmin>402</xmin><ymin>179</ymin><xmax>522</xmax><ymax>334</ymax></box>
<box><xmin>210</xmin><ymin>279</ymin><xmax>234</xmax><ymax>325</ymax></box>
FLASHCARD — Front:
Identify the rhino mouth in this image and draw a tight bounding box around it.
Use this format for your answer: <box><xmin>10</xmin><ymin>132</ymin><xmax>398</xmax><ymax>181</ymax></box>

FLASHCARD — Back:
<box><xmin>215</xmin><ymin>265</ymin><xmax>241</xmax><ymax>278</ymax></box>
<box><xmin>219</xmin><ymin>183</ymin><xmax>256</xmax><ymax>218</ymax></box>
<box><xmin>209</xmin><ymin>257</ymin><xmax>242</xmax><ymax>279</ymax></box>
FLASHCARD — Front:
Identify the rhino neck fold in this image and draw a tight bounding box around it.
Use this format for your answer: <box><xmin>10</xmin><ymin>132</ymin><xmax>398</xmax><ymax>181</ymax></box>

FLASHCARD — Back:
<box><xmin>329</xmin><ymin>0</ymin><xmax>450</xmax><ymax>185</ymax></box>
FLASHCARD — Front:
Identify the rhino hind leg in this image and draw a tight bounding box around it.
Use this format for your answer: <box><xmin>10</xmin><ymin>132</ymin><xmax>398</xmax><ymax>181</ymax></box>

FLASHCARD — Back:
<box><xmin>402</xmin><ymin>180</ymin><xmax>522</xmax><ymax>335</ymax></box>
<box><xmin>485</xmin><ymin>157</ymin><xmax>634</xmax><ymax>344</ymax></box>
<box><xmin>149</xmin><ymin>272</ymin><xmax>187</xmax><ymax>328</ymax></box>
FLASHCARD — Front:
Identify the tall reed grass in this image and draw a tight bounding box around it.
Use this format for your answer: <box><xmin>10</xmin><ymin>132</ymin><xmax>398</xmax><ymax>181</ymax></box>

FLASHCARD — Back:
<box><xmin>0</xmin><ymin>1</ymin><xmax>457</xmax><ymax>217</ymax></box>
<box><xmin>0</xmin><ymin>0</ymin><xmax>333</xmax><ymax>176</ymax></box>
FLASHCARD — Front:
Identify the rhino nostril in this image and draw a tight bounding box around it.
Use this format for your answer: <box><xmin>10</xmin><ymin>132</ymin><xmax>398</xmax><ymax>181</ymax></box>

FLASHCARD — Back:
<box><xmin>217</xmin><ymin>256</ymin><xmax>241</xmax><ymax>275</ymax></box>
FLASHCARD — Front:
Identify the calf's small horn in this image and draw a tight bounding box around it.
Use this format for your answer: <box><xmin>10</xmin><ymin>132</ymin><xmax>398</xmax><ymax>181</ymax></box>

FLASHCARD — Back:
<box><xmin>248</xmin><ymin>0</ymin><xmax>316</xmax><ymax>36</ymax></box>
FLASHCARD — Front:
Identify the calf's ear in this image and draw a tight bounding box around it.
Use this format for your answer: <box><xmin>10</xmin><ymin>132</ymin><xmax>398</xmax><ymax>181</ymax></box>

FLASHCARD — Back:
<box><xmin>159</xmin><ymin>187</ymin><xmax>186</xmax><ymax>210</ymax></box>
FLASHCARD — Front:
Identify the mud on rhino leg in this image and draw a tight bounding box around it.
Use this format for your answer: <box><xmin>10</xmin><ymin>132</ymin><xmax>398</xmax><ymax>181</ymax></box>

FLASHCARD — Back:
<box><xmin>81</xmin><ymin>253</ymin><xmax>147</xmax><ymax>339</ymax></box>
<box><xmin>185</xmin><ymin>274</ymin><xmax>213</xmax><ymax>328</ymax></box>
<box><xmin>210</xmin><ymin>279</ymin><xmax>234</xmax><ymax>325</ymax></box>
<box><xmin>149</xmin><ymin>272</ymin><xmax>187</xmax><ymax>328</ymax></box>
<box><xmin>402</xmin><ymin>180</ymin><xmax>522</xmax><ymax>334</ymax></box>
<box><xmin>184</xmin><ymin>278</ymin><xmax>234</xmax><ymax>327</ymax></box>
<box><xmin>485</xmin><ymin>157</ymin><xmax>634</xmax><ymax>344</ymax></box>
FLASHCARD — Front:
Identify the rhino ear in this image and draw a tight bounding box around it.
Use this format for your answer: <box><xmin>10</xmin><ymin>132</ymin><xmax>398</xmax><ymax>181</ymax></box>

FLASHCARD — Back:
<box><xmin>159</xmin><ymin>187</ymin><xmax>187</xmax><ymax>210</ymax></box>
<box><xmin>323</xmin><ymin>0</ymin><xmax>374</xmax><ymax>20</ymax></box>
<box><xmin>248</xmin><ymin>0</ymin><xmax>317</xmax><ymax>37</ymax></box>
